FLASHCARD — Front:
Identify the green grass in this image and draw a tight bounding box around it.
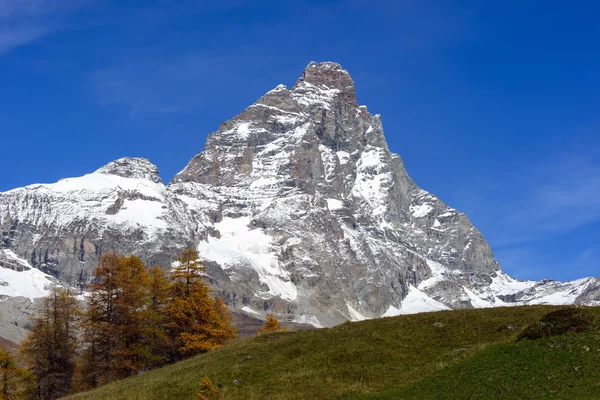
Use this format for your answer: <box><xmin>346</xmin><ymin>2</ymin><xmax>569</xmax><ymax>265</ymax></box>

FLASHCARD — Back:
<box><xmin>64</xmin><ymin>306</ymin><xmax>600</xmax><ymax>400</ymax></box>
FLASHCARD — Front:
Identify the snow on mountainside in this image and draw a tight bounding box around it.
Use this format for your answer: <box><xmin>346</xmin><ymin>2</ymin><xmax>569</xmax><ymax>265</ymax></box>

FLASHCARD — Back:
<box><xmin>0</xmin><ymin>158</ymin><xmax>203</xmax><ymax>287</ymax></box>
<box><xmin>4</xmin><ymin>158</ymin><xmax>173</xmax><ymax>235</ymax></box>
<box><xmin>0</xmin><ymin>249</ymin><xmax>59</xmax><ymax>343</ymax></box>
<box><xmin>1</xmin><ymin>62</ymin><xmax>599</xmax><ymax>332</ymax></box>
<box><xmin>0</xmin><ymin>249</ymin><xmax>56</xmax><ymax>300</ymax></box>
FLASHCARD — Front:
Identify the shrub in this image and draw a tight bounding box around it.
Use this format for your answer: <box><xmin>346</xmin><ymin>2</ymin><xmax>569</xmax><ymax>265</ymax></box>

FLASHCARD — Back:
<box><xmin>517</xmin><ymin>308</ymin><xmax>594</xmax><ymax>341</ymax></box>
<box><xmin>197</xmin><ymin>376</ymin><xmax>217</xmax><ymax>400</ymax></box>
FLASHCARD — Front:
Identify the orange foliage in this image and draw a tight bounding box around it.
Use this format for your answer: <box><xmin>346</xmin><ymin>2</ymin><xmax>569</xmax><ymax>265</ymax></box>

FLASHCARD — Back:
<box><xmin>258</xmin><ymin>314</ymin><xmax>287</xmax><ymax>335</ymax></box>
<box><xmin>197</xmin><ymin>376</ymin><xmax>218</xmax><ymax>400</ymax></box>
<box><xmin>75</xmin><ymin>249</ymin><xmax>237</xmax><ymax>391</ymax></box>
<box><xmin>168</xmin><ymin>249</ymin><xmax>236</xmax><ymax>357</ymax></box>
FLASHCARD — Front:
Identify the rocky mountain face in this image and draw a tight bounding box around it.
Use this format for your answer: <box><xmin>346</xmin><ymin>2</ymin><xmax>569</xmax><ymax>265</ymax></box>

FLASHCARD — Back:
<box><xmin>1</xmin><ymin>62</ymin><xmax>599</xmax><ymax>334</ymax></box>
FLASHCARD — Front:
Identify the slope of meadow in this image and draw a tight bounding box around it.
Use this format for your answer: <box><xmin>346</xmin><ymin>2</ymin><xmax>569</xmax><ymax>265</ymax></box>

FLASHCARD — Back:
<box><xmin>65</xmin><ymin>306</ymin><xmax>600</xmax><ymax>400</ymax></box>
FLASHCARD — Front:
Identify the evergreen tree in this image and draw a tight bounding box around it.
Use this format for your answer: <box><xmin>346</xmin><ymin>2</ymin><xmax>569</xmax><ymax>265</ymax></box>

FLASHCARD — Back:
<box><xmin>20</xmin><ymin>288</ymin><xmax>79</xmax><ymax>400</ymax></box>
<box><xmin>0</xmin><ymin>346</ymin><xmax>30</xmax><ymax>400</ymax></box>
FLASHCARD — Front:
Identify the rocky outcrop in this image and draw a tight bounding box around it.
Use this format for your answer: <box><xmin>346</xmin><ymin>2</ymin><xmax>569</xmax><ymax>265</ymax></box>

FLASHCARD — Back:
<box><xmin>1</xmin><ymin>62</ymin><xmax>598</xmax><ymax>331</ymax></box>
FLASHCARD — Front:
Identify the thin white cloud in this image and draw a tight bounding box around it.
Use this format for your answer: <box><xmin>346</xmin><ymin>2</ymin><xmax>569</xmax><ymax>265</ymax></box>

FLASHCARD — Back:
<box><xmin>462</xmin><ymin>145</ymin><xmax>600</xmax><ymax>248</ymax></box>
<box><xmin>0</xmin><ymin>0</ymin><xmax>93</xmax><ymax>55</ymax></box>
<box><xmin>458</xmin><ymin>142</ymin><xmax>600</xmax><ymax>281</ymax></box>
<box><xmin>500</xmin><ymin>149</ymin><xmax>600</xmax><ymax>245</ymax></box>
<box><xmin>0</xmin><ymin>24</ymin><xmax>51</xmax><ymax>54</ymax></box>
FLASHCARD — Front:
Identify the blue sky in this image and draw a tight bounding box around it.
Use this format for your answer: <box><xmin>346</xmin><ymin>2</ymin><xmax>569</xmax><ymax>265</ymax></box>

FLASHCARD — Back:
<box><xmin>0</xmin><ymin>0</ymin><xmax>598</xmax><ymax>281</ymax></box>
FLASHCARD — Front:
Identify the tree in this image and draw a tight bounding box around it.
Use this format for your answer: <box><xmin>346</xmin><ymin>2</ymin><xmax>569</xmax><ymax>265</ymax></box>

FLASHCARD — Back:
<box><xmin>1</xmin><ymin>346</ymin><xmax>31</xmax><ymax>400</ymax></box>
<box><xmin>77</xmin><ymin>253</ymin><xmax>152</xmax><ymax>388</ymax></box>
<box><xmin>259</xmin><ymin>314</ymin><xmax>287</xmax><ymax>334</ymax></box>
<box><xmin>197</xmin><ymin>376</ymin><xmax>217</xmax><ymax>400</ymax></box>
<box><xmin>168</xmin><ymin>249</ymin><xmax>236</xmax><ymax>358</ymax></box>
<box><xmin>20</xmin><ymin>288</ymin><xmax>79</xmax><ymax>400</ymax></box>
<box><xmin>111</xmin><ymin>255</ymin><xmax>152</xmax><ymax>377</ymax></box>
<box><xmin>75</xmin><ymin>249</ymin><xmax>236</xmax><ymax>389</ymax></box>
<box><xmin>77</xmin><ymin>252</ymin><xmax>121</xmax><ymax>390</ymax></box>
<box><xmin>171</xmin><ymin>249</ymin><xmax>205</xmax><ymax>298</ymax></box>
<box><xmin>143</xmin><ymin>266</ymin><xmax>172</xmax><ymax>367</ymax></box>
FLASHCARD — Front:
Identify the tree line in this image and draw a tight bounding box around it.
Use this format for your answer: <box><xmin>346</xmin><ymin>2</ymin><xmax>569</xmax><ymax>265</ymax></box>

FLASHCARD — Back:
<box><xmin>0</xmin><ymin>249</ymin><xmax>236</xmax><ymax>399</ymax></box>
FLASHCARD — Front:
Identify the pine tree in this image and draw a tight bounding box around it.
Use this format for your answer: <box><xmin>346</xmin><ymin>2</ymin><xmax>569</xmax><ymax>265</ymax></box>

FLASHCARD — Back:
<box><xmin>20</xmin><ymin>288</ymin><xmax>79</xmax><ymax>400</ymax></box>
<box><xmin>168</xmin><ymin>249</ymin><xmax>236</xmax><ymax>358</ymax></box>
<box><xmin>259</xmin><ymin>314</ymin><xmax>287</xmax><ymax>334</ymax></box>
<box><xmin>0</xmin><ymin>346</ymin><xmax>30</xmax><ymax>400</ymax></box>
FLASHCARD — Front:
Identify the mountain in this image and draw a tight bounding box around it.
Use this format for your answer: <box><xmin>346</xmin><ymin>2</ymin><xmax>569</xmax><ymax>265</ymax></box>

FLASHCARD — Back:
<box><xmin>1</xmin><ymin>62</ymin><xmax>598</xmax><ymax>333</ymax></box>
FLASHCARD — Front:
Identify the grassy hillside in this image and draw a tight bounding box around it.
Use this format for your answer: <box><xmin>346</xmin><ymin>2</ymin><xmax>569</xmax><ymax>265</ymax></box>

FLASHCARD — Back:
<box><xmin>65</xmin><ymin>306</ymin><xmax>600</xmax><ymax>400</ymax></box>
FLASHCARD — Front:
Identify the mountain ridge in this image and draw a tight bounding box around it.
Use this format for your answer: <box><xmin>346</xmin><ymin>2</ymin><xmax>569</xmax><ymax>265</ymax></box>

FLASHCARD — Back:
<box><xmin>1</xmin><ymin>61</ymin><xmax>598</xmax><ymax>337</ymax></box>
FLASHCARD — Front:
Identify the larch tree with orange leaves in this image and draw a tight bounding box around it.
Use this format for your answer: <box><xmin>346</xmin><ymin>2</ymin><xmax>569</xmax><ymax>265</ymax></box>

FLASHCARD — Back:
<box><xmin>77</xmin><ymin>253</ymin><xmax>152</xmax><ymax>388</ymax></box>
<box><xmin>0</xmin><ymin>345</ymin><xmax>30</xmax><ymax>400</ymax></box>
<box><xmin>20</xmin><ymin>287</ymin><xmax>79</xmax><ymax>399</ymax></box>
<box><xmin>259</xmin><ymin>314</ymin><xmax>287</xmax><ymax>334</ymax></box>
<box><xmin>168</xmin><ymin>249</ymin><xmax>236</xmax><ymax>357</ymax></box>
<box><xmin>143</xmin><ymin>266</ymin><xmax>173</xmax><ymax>367</ymax></box>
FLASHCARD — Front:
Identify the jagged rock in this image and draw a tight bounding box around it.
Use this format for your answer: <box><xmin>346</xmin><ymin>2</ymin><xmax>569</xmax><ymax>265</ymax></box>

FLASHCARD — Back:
<box><xmin>0</xmin><ymin>62</ymin><xmax>598</xmax><ymax>333</ymax></box>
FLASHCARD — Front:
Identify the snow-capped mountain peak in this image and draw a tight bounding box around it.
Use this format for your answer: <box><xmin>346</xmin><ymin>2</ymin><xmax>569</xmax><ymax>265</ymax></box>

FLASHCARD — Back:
<box><xmin>1</xmin><ymin>62</ymin><xmax>598</xmax><ymax>332</ymax></box>
<box><xmin>95</xmin><ymin>157</ymin><xmax>163</xmax><ymax>184</ymax></box>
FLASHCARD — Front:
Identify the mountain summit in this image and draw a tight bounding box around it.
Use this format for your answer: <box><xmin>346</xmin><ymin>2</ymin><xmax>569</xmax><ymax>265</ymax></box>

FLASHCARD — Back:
<box><xmin>1</xmin><ymin>62</ymin><xmax>598</xmax><ymax>332</ymax></box>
